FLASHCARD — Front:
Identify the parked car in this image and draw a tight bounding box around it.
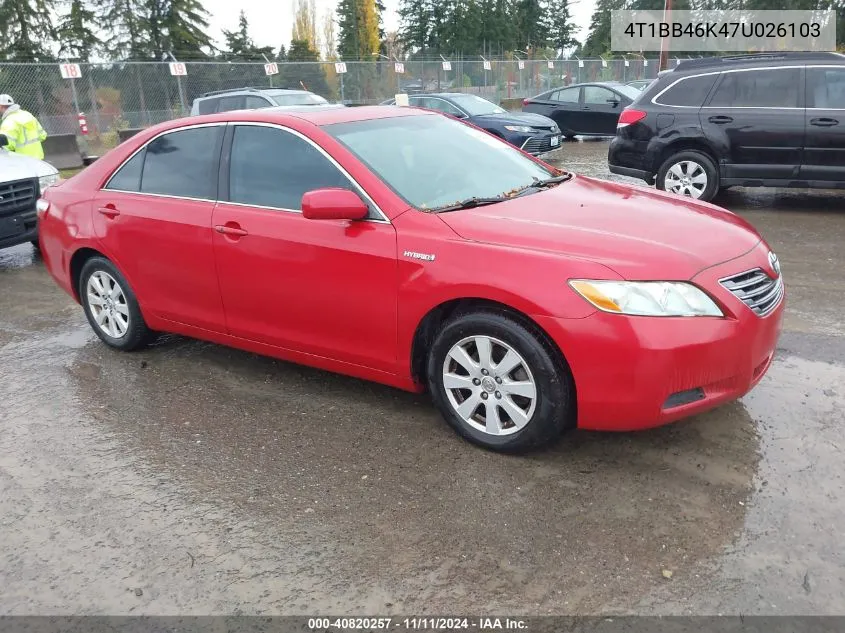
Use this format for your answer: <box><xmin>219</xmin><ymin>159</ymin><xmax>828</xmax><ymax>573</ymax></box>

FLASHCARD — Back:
<box><xmin>522</xmin><ymin>82</ymin><xmax>642</xmax><ymax>138</ymax></box>
<box><xmin>626</xmin><ymin>79</ymin><xmax>653</xmax><ymax>91</ymax></box>
<box><xmin>381</xmin><ymin>93</ymin><xmax>562</xmax><ymax>155</ymax></box>
<box><xmin>609</xmin><ymin>52</ymin><xmax>845</xmax><ymax>202</ymax></box>
<box><xmin>0</xmin><ymin>135</ymin><xmax>60</xmax><ymax>250</ymax></box>
<box><xmin>190</xmin><ymin>87</ymin><xmax>339</xmax><ymax>115</ymax></box>
<box><xmin>38</xmin><ymin>106</ymin><xmax>783</xmax><ymax>453</ymax></box>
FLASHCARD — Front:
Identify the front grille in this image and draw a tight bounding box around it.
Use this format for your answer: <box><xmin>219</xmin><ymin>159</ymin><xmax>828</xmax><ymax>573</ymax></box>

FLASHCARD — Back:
<box><xmin>0</xmin><ymin>178</ymin><xmax>37</xmax><ymax>217</ymax></box>
<box><xmin>522</xmin><ymin>136</ymin><xmax>553</xmax><ymax>154</ymax></box>
<box><xmin>719</xmin><ymin>268</ymin><xmax>783</xmax><ymax>317</ymax></box>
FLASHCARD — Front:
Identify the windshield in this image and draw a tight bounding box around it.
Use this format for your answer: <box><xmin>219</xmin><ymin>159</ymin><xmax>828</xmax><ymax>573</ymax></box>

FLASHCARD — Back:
<box><xmin>448</xmin><ymin>94</ymin><xmax>506</xmax><ymax>116</ymax></box>
<box><xmin>270</xmin><ymin>92</ymin><xmax>328</xmax><ymax>106</ymax></box>
<box><xmin>614</xmin><ymin>84</ymin><xmax>643</xmax><ymax>100</ymax></box>
<box><xmin>325</xmin><ymin>114</ymin><xmax>556</xmax><ymax>211</ymax></box>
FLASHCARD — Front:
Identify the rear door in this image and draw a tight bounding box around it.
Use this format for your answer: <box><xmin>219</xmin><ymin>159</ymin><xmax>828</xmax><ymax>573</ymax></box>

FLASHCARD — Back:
<box><xmin>94</xmin><ymin>124</ymin><xmax>227</xmax><ymax>332</ymax></box>
<box><xmin>801</xmin><ymin>65</ymin><xmax>845</xmax><ymax>181</ymax></box>
<box><xmin>700</xmin><ymin>67</ymin><xmax>804</xmax><ymax>180</ymax></box>
<box><xmin>580</xmin><ymin>86</ymin><xmax>627</xmax><ymax>135</ymax></box>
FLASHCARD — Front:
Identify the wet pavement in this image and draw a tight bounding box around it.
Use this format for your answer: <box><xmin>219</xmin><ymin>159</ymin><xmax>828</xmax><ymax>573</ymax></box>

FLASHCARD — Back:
<box><xmin>1</xmin><ymin>140</ymin><xmax>843</xmax><ymax>615</ymax></box>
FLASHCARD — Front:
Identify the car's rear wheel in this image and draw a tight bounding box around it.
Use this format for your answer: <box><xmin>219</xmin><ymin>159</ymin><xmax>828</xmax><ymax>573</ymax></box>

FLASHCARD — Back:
<box><xmin>426</xmin><ymin>311</ymin><xmax>574</xmax><ymax>452</ymax></box>
<box><xmin>656</xmin><ymin>150</ymin><xmax>719</xmax><ymax>201</ymax></box>
<box><xmin>79</xmin><ymin>256</ymin><xmax>151</xmax><ymax>351</ymax></box>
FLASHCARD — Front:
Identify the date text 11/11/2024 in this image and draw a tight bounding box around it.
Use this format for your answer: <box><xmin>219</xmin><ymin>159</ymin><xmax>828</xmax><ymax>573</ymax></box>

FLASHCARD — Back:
<box><xmin>307</xmin><ymin>617</ymin><xmax>528</xmax><ymax>630</ymax></box>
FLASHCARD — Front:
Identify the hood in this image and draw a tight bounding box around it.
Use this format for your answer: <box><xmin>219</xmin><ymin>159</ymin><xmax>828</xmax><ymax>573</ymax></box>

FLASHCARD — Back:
<box><xmin>437</xmin><ymin>175</ymin><xmax>763</xmax><ymax>280</ymax></box>
<box><xmin>0</xmin><ymin>149</ymin><xmax>58</xmax><ymax>181</ymax></box>
<box><xmin>473</xmin><ymin>111</ymin><xmax>557</xmax><ymax>129</ymax></box>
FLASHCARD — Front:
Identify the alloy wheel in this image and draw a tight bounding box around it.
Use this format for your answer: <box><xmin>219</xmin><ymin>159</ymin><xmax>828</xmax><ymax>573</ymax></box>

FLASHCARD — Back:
<box><xmin>442</xmin><ymin>335</ymin><xmax>537</xmax><ymax>436</ymax></box>
<box><xmin>86</xmin><ymin>271</ymin><xmax>130</xmax><ymax>339</ymax></box>
<box><xmin>664</xmin><ymin>160</ymin><xmax>708</xmax><ymax>199</ymax></box>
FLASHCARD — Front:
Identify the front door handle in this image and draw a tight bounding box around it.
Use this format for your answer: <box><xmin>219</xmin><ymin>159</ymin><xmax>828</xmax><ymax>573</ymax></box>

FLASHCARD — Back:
<box><xmin>97</xmin><ymin>204</ymin><xmax>120</xmax><ymax>218</ymax></box>
<box><xmin>214</xmin><ymin>223</ymin><xmax>248</xmax><ymax>237</ymax></box>
<box><xmin>708</xmin><ymin>115</ymin><xmax>734</xmax><ymax>124</ymax></box>
<box><xmin>810</xmin><ymin>117</ymin><xmax>838</xmax><ymax>127</ymax></box>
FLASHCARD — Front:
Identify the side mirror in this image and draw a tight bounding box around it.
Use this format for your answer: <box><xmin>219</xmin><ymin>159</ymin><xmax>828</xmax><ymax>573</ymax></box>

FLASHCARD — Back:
<box><xmin>302</xmin><ymin>188</ymin><xmax>369</xmax><ymax>221</ymax></box>
<box><xmin>0</xmin><ymin>134</ymin><xmax>7</xmax><ymax>148</ymax></box>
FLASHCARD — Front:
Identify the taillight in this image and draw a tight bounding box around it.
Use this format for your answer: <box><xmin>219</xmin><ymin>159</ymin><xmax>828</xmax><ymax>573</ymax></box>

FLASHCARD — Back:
<box><xmin>617</xmin><ymin>108</ymin><xmax>647</xmax><ymax>128</ymax></box>
<box><xmin>522</xmin><ymin>98</ymin><xmax>530</xmax><ymax>106</ymax></box>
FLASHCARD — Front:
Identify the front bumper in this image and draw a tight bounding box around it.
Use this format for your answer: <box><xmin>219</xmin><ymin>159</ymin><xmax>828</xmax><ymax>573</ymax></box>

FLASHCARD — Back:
<box><xmin>536</xmin><ymin>248</ymin><xmax>785</xmax><ymax>431</ymax></box>
<box><xmin>0</xmin><ymin>208</ymin><xmax>38</xmax><ymax>250</ymax></box>
<box><xmin>516</xmin><ymin>132</ymin><xmax>561</xmax><ymax>155</ymax></box>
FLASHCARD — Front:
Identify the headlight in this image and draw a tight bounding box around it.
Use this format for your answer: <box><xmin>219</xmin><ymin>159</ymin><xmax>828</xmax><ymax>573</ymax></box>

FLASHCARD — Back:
<box><xmin>39</xmin><ymin>172</ymin><xmax>60</xmax><ymax>191</ymax></box>
<box><xmin>504</xmin><ymin>125</ymin><xmax>533</xmax><ymax>133</ymax></box>
<box><xmin>569</xmin><ymin>280</ymin><xmax>723</xmax><ymax>317</ymax></box>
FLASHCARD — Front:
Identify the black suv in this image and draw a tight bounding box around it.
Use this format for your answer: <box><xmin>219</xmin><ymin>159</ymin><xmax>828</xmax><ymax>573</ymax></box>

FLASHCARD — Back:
<box><xmin>608</xmin><ymin>52</ymin><xmax>845</xmax><ymax>201</ymax></box>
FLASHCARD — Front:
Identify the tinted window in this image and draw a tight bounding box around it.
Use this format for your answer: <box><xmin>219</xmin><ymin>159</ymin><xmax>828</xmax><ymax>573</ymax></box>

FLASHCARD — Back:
<box><xmin>411</xmin><ymin>97</ymin><xmax>464</xmax><ymax>116</ymax></box>
<box><xmin>552</xmin><ymin>88</ymin><xmax>579</xmax><ymax>103</ymax></box>
<box><xmin>197</xmin><ymin>98</ymin><xmax>219</xmax><ymax>115</ymax></box>
<box><xmin>709</xmin><ymin>69</ymin><xmax>800</xmax><ymax>108</ymax></box>
<box><xmin>326</xmin><ymin>114</ymin><xmax>553</xmax><ymax>211</ymax></box>
<box><xmin>228</xmin><ymin>125</ymin><xmax>351</xmax><ymax>210</ymax></box>
<box><xmin>583</xmin><ymin>86</ymin><xmax>618</xmax><ymax>105</ymax></box>
<box><xmin>141</xmin><ymin>127</ymin><xmax>222</xmax><ymax>199</ymax></box>
<box><xmin>808</xmin><ymin>67</ymin><xmax>845</xmax><ymax>109</ymax></box>
<box><xmin>270</xmin><ymin>92</ymin><xmax>328</xmax><ymax>106</ymax></box>
<box><xmin>245</xmin><ymin>96</ymin><xmax>272</xmax><ymax>109</ymax></box>
<box><xmin>106</xmin><ymin>149</ymin><xmax>145</xmax><ymax>191</ymax></box>
<box><xmin>216</xmin><ymin>95</ymin><xmax>246</xmax><ymax>112</ymax></box>
<box><xmin>657</xmin><ymin>74</ymin><xmax>718</xmax><ymax>107</ymax></box>
<box><xmin>449</xmin><ymin>94</ymin><xmax>505</xmax><ymax>115</ymax></box>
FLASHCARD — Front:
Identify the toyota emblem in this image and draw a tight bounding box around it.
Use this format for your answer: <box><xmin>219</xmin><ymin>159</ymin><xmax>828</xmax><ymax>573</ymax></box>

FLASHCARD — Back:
<box><xmin>768</xmin><ymin>251</ymin><xmax>781</xmax><ymax>277</ymax></box>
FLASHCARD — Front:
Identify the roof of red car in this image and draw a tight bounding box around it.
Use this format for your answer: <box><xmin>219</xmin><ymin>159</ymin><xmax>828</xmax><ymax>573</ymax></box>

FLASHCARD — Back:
<box><xmin>193</xmin><ymin>105</ymin><xmax>430</xmax><ymax>128</ymax></box>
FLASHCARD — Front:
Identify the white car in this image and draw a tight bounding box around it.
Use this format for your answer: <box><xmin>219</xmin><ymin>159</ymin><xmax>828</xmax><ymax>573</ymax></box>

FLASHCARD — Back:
<box><xmin>0</xmin><ymin>141</ymin><xmax>60</xmax><ymax>250</ymax></box>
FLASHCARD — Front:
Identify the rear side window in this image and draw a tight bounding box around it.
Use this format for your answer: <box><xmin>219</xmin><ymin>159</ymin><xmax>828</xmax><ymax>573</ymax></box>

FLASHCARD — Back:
<box><xmin>708</xmin><ymin>68</ymin><xmax>801</xmax><ymax>108</ymax></box>
<box><xmin>216</xmin><ymin>95</ymin><xmax>246</xmax><ymax>112</ymax></box>
<box><xmin>551</xmin><ymin>87</ymin><xmax>579</xmax><ymax>103</ymax></box>
<box><xmin>245</xmin><ymin>96</ymin><xmax>272</xmax><ymax>109</ymax></box>
<box><xmin>807</xmin><ymin>67</ymin><xmax>845</xmax><ymax>109</ymax></box>
<box><xmin>140</xmin><ymin>127</ymin><xmax>223</xmax><ymax>199</ymax></box>
<box><xmin>105</xmin><ymin>150</ymin><xmax>145</xmax><ymax>191</ymax></box>
<box><xmin>227</xmin><ymin>125</ymin><xmax>352</xmax><ymax>210</ymax></box>
<box><xmin>197</xmin><ymin>98</ymin><xmax>219</xmax><ymax>115</ymax></box>
<box><xmin>656</xmin><ymin>74</ymin><xmax>718</xmax><ymax>107</ymax></box>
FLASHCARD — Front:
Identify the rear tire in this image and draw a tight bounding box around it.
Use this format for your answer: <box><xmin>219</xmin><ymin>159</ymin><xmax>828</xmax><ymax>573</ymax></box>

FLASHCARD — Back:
<box><xmin>426</xmin><ymin>311</ymin><xmax>574</xmax><ymax>453</ymax></box>
<box><xmin>656</xmin><ymin>150</ymin><xmax>719</xmax><ymax>202</ymax></box>
<box><xmin>79</xmin><ymin>256</ymin><xmax>151</xmax><ymax>351</ymax></box>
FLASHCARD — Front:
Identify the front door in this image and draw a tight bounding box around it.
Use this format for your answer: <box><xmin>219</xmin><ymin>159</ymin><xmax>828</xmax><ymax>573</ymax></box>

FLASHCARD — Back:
<box><xmin>580</xmin><ymin>85</ymin><xmax>626</xmax><ymax>135</ymax></box>
<box><xmin>700</xmin><ymin>67</ymin><xmax>805</xmax><ymax>181</ymax></box>
<box><xmin>211</xmin><ymin>123</ymin><xmax>399</xmax><ymax>373</ymax></box>
<box><xmin>801</xmin><ymin>65</ymin><xmax>845</xmax><ymax>181</ymax></box>
<box><xmin>94</xmin><ymin>124</ymin><xmax>227</xmax><ymax>332</ymax></box>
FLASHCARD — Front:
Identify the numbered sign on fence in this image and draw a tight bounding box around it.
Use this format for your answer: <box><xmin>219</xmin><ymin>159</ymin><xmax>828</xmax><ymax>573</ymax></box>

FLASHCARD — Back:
<box><xmin>602</xmin><ymin>59</ymin><xmax>608</xmax><ymax>68</ymax></box>
<box><xmin>59</xmin><ymin>63</ymin><xmax>82</xmax><ymax>79</ymax></box>
<box><xmin>578</xmin><ymin>60</ymin><xmax>584</xmax><ymax>68</ymax></box>
<box><xmin>394</xmin><ymin>62</ymin><xmax>405</xmax><ymax>74</ymax></box>
<box><xmin>169</xmin><ymin>62</ymin><xmax>187</xmax><ymax>76</ymax></box>
<box><xmin>483</xmin><ymin>60</ymin><xmax>491</xmax><ymax>70</ymax></box>
<box><xmin>442</xmin><ymin>61</ymin><xmax>451</xmax><ymax>71</ymax></box>
<box><xmin>335</xmin><ymin>62</ymin><xmax>347</xmax><ymax>74</ymax></box>
<box><xmin>264</xmin><ymin>63</ymin><xmax>279</xmax><ymax>76</ymax></box>
<box><xmin>624</xmin><ymin>59</ymin><xmax>630</xmax><ymax>67</ymax></box>
<box><xmin>517</xmin><ymin>60</ymin><xmax>525</xmax><ymax>70</ymax></box>
<box><xmin>643</xmin><ymin>59</ymin><xmax>649</xmax><ymax>66</ymax></box>
<box><xmin>547</xmin><ymin>61</ymin><xmax>554</xmax><ymax>69</ymax></box>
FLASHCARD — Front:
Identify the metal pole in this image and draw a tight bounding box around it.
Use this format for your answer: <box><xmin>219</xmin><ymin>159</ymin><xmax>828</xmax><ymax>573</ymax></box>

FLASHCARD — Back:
<box><xmin>340</xmin><ymin>74</ymin><xmax>345</xmax><ymax>102</ymax></box>
<box><xmin>659</xmin><ymin>0</ymin><xmax>672</xmax><ymax>71</ymax></box>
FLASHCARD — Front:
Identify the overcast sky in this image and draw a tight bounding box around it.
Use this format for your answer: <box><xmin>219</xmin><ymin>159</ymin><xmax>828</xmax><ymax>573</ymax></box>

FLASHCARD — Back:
<box><xmin>202</xmin><ymin>0</ymin><xmax>597</xmax><ymax>54</ymax></box>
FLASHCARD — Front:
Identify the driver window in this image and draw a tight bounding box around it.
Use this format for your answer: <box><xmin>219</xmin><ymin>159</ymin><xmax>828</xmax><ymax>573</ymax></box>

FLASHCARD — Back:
<box><xmin>583</xmin><ymin>86</ymin><xmax>617</xmax><ymax>105</ymax></box>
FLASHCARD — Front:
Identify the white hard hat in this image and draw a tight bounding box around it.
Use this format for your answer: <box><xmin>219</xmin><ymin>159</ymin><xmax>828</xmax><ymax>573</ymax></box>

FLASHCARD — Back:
<box><xmin>0</xmin><ymin>94</ymin><xmax>14</xmax><ymax>106</ymax></box>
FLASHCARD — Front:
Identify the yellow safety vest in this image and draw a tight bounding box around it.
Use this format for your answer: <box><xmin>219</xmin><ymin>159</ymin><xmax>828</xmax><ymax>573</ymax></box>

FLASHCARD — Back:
<box><xmin>0</xmin><ymin>107</ymin><xmax>48</xmax><ymax>160</ymax></box>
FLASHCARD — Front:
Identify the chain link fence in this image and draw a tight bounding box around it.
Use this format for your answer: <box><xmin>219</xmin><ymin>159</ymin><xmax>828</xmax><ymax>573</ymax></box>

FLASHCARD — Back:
<box><xmin>0</xmin><ymin>59</ymin><xmax>658</xmax><ymax>151</ymax></box>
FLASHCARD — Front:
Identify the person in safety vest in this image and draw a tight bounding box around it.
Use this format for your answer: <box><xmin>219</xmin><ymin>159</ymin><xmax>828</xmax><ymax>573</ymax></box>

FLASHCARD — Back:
<box><xmin>0</xmin><ymin>94</ymin><xmax>48</xmax><ymax>160</ymax></box>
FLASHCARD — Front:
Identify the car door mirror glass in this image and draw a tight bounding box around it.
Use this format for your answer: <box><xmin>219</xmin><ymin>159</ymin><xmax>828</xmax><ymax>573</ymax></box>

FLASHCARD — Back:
<box><xmin>302</xmin><ymin>188</ymin><xmax>369</xmax><ymax>221</ymax></box>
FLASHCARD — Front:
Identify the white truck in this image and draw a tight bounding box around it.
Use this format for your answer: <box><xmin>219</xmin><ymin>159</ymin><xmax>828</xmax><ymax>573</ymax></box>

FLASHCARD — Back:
<box><xmin>0</xmin><ymin>136</ymin><xmax>60</xmax><ymax>250</ymax></box>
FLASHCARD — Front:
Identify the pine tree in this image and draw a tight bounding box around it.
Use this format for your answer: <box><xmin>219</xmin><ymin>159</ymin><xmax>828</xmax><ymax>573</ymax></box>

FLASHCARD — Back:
<box><xmin>336</xmin><ymin>0</ymin><xmax>382</xmax><ymax>60</ymax></box>
<box><xmin>221</xmin><ymin>10</ymin><xmax>274</xmax><ymax>60</ymax></box>
<box><xmin>57</xmin><ymin>0</ymin><xmax>100</xmax><ymax>61</ymax></box>
<box><xmin>581</xmin><ymin>0</ymin><xmax>623</xmax><ymax>57</ymax></box>
<box><xmin>547</xmin><ymin>0</ymin><xmax>577</xmax><ymax>53</ymax></box>
<box><xmin>398</xmin><ymin>0</ymin><xmax>430</xmax><ymax>53</ymax></box>
<box><xmin>95</xmin><ymin>0</ymin><xmax>147</xmax><ymax>59</ymax></box>
<box><xmin>161</xmin><ymin>0</ymin><xmax>214</xmax><ymax>59</ymax></box>
<box><xmin>513</xmin><ymin>0</ymin><xmax>550</xmax><ymax>52</ymax></box>
<box><xmin>286</xmin><ymin>38</ymin><xmax>330</xmax><ymax>95</ymax></box>
<box><xmin>0</xmin><ymin>0</ymin><xmax>57</xmax><ymax>60</ymax></box>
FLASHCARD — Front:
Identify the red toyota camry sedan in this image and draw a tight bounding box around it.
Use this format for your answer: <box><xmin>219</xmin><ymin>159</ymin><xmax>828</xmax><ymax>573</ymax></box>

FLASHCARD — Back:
<box><xmin>37</xmin><ymin>106</ymin><xmax>784</xmax><ymax>452</ymax></box>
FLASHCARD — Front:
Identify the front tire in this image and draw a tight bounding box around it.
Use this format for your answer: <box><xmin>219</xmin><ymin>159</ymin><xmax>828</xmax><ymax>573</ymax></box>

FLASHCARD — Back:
<box><xmin>79</xmin><ymin>256</ymin><xmax>151</xmax><ymax>351</ymax></box>
<box><xmin>656</xmin><ymin>150</ymin><xmax>719</xmax><ymax>202</ymax></box>
<box><xmin>426</xmin><ymin>311</ymin><xmax>574</xmax><ymax>453</ymax></box>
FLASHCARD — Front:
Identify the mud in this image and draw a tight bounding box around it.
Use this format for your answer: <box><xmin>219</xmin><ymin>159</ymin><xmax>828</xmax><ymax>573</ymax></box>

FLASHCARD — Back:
<box><xmin>1</xmin><ymin>140</ymin><xmax>843</xmax><ymax>615</ymax></box>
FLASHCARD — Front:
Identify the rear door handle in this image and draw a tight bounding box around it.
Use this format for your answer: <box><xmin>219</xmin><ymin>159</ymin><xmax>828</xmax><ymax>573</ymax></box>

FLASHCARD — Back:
<box><xmin>708</xmin><ymin>115</ymin><xmax>734</xmax><ymax>124</ymax></box>
<box><xmin>810</xmin><ymin>117</ymin><xmax>838</xmax><ymax>127</ymax></box>
<box><xmin>97</xmin><ymin>205</ymin><xmax>120</xmax><ymax>218</ymax></box>
<box><xmin>214</xmin><ymin>224</ymin><xmax>248</xmax><ymax>237</ymax></box>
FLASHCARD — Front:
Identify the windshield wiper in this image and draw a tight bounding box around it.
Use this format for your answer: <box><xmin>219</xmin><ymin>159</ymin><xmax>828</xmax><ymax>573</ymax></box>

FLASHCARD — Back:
<box><xmin>513</xmin><ymin>173</ymin><xmax>573</xmax><ymax>197</ymax></box>
<box><xmin>431</xmin><ymin>196</ymin><xmax>507</xmax><ymax>213</ymax></box>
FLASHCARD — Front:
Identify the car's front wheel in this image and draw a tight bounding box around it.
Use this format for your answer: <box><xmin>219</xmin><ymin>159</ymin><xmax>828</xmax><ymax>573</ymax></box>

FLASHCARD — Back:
<box><xmin>79</xmin><ymin>256</ymin><xmax>151</xmax><ymax>351</ymax></box>
<box><xmin>426</xmin><ymin>311</ymin><xmax>574</xmax><ymax>452</ymax></box>
<box><xmin>656</xmin><ymin>150</ymin><xmax>719</xmax><ymax>201</ymax></box>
